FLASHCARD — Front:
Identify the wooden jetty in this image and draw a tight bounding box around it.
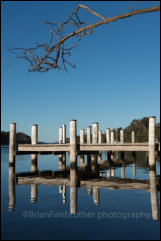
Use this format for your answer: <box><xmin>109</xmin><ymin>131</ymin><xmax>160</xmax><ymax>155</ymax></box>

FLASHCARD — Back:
<box><xmin>8</xmin><ymin>116</ymin><xmax>160</xmax><ymax>220</ymax></box>
<box><xmin>9</xmin><ymin>116</ymin><xmax>158</xmax><ymax>167</ymax></box>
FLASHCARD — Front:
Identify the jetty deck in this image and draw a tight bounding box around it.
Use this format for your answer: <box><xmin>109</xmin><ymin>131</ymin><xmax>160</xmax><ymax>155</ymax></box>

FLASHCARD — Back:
<box><xmin>17</xmin><ymin>143</ymin><xmax>150</xmax><ymax>153</ymax></box>
<box><xmin>17</xmin><ymin>143</ymin><xmax>149</xmax><ymax>152</ymax></box>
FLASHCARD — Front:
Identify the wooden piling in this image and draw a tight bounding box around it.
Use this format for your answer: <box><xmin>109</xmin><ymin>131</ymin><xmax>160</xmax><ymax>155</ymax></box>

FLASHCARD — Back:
<box><xmin>120</xmin><ymin>129</ymin><xmax>124</xmax><ymax>143</ymax></box>
<box><xmin>107</xmin><ymin>167</ymin><xmax>111</xmax><ymax>177</ymax></box>
<box><xmin>92</xmin><ymin>122</ymin><xmax>98</xmax><ymax>144</ymax></box>
<box><xmin>149</xmin><ymin>117</ymin><xmax>156</xmax><ymax>167</ymax></box>
<box><xmin>59</xmin><ymin>154</ymin><xmax>63</xmax><ymax>171</ymax></box>
<box><xmin>108</xmin><ymin>151</ymin><xmax>112</xmax><ymax>161</ymax></box>
<box><xmin>62</xmin><ymin>153</ymin><xmax>66</xmax><ymax>170</ymax></box>
<box><xmin>92</xmin><ymin>123</ymin><xmax>98</xmax><ymax>171</ymax></box>
<box><xmin>80</xmin><ymin>129</ymin><xmax>85</xmax><ymax>167</ymax></box>
<box><xmin>106</xmin><ymin>128</ymin><xmax>111</xmax><ymax>143</ymax></box>
<box><xmin>62</xmin><ymin>124</ymin><xmax>66</xmax><ymax>144</ymax></box>
<box><xmin>59</xmin><ymin>127</ymin><xmax>63</xmax><ymax>144</ymax></box>
<box><xmin>111</xmin><ymin>131</ymin><xmax>114</xmax><ymax>144</ymax></box>
<box><xmin>9</xmin><ymin>123</ymin><xmax>16</xmax><ymax>163</ymax></box>
<box><xmin>98</xmin><ymin>130</ymin><xmax>102</xmax><ymax>163</ymax></box>
<box><xmin>120</xmin><ymin>151</ymin><xmax>125</xmax><ymax>160</ymax></box>
<box><xmin>121</xmin><ymin>162</ymin><xmax>125</xmax><ymax>179</ymax></box>
<box><xmin>131</xmin><ymin>131</ymin><xmax>135</xmax><ymax>144</ymax></box>
<box><xmin>31</xmin><ymin>125</ymin><xmax>38</xmax><ymax>172</ymax></box>
<box><xmin>31</xmin><ymin>156</ymin><xmax>37</xmax><ymax>172</ymax></box>
<box><xmin>62</xmin><ymin>125</ymin><xmax>67</xmax><ymax>169</ymax></box>
<box><xmin>87</xmin><ymin>154</ymin><xmax>91</xmax><ymax>168</ymax></box>
<box><xmin>70</xmin><ymin>120</ymin><xmax>77</xmax><ymax>165</ymax></box>
<box><xmin>58</xmin><ymin>127</ymin><xmax>64</xmax><ymax>170</ymax></box>
<box><xmin>98</xmin><ymin>130</ymin><xmax>102</xmax><ymax>144</ymax></box>
<box><xmin>32</xmin><ymin>125</ymin><xmax>38</xmax><ymax>144</ymax></box>
<box><xmin>87</xmin><ymin>126</ymin><xmax>92</xmax><ymax>144</ymax></box>
<box><xmin>80</xmin><ymin>129</ymin><xmax>85</xmax><ymax>144</ymax></box>
<box><xmin>87</xmin><ymin>126</ymin><xmax>91</xmax><ymax>168</ymax></box>
<box><xmin>111</xmin><ymin>152</ymin><xmax>114</xmax><ymax>160</ymax></box>
<box><xmin>91</xmin><ymin>154</ymin><xmax>98</xmax><ymax>173</ymax></box>
<box><xmin>98</xmin><ymin>152</ymin><xmax>102</xmax><ymax>163</ymax></box>
<box><xmin>133</xmin><ymin>161</ymin><xmax>136</xmax><ymax>178</ymax></box>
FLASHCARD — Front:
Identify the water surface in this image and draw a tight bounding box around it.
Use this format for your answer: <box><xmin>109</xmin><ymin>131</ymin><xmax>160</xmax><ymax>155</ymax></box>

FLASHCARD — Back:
<box><xmin>1</xmin><ymin>147</ymin><xmax>160</xmax><ymax>240</ymax></box>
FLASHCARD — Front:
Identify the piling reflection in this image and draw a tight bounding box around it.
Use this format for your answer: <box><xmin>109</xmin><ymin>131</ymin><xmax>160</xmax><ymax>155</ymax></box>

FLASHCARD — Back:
<box><xmin>87</xmin><ymin>155</ymin><xmax>91</xmax><ymax>171</ymax></box>
<box><xmin>93</xmin><ymin>187</ymin><xmax>100</xmax><ymax>206</ymax></box>
<box><xmin>91</xmin><ymin>154</ymin><xmax>98</xmax><ymax>173</ymax></box>
<box><xmin>62</xmin><ymin>186</ymin><xmax>66</xmax><ymax>204</ymax></box>
<box><xmin>149</xmin><ymin>167</ymin><xmax>159</xmax><ymax>221</ymax></box>
<box><xmin>80</xmin><ymin>155</ymin><xmax>85</xmax><ymax>167</ymax></box>
<box><xmin>31</xmin><ymin>155</ymin><xmax>38</xmax><ymax>203</ymax></box>
<box><xmin>70</xmin><ymin>167</ymin><xmax>77</xmax><ymax>214</ymax></box>
<box><xmin>88</xmin><ymin>188</ymin><xmax>92</xmax><ymax>196</ymax></box>
<box><xmin>58</xmin><ymin>154</ymin><xmax>63</xmax><ymax>171</ymax></box>
<box><xmin>121</xmin><ymin>162</ymin><xmax>125</xmax><ymax>179</ymax></box>
<box><xmin>30</xmin><ymin>184</ymin><xmax>38</xmax><ymax>203</ymax></box>
<box><xmin>98</xmin><ymin>152</ymin><xmax>102</xmax><ymax>163</ymax></box>
<box><xmin>62</xmin><ymin>153</ymin><xmax>66</xmax><ymax>170</ymax></box>
<box><xmin>111</xmin><ymin>166</ymin><xmax>115</xmax><ymax>177</ymax></box>
<box><xmin>9</xmin><ymin>152</ymin><xmax>160</xmax><ymax>220</ymax></box>
<box><xmin>59</xmin><ymin>185</ymin><xmax>66</xmax><ymax>204</ymax></box>
<box><xmin>8</xmin><ymin>162</ymin><xmax>16</xmax><ymax>212</ymax></box>
<box><xmin>107</xmin><ymin>167</ymin><xmax>111</xmax><ymax>177</ymax></box>
<box><xmin>31</xmin><ymin>154</ymin><xmax>37</xmax><ymax>172</ymax></box>
<box><xmin>133</xmin><ymin>161</ymin><xmax>136</xmax><ymax>179</ymax></box>
<box><xmin>58</xmin><ymin>153</ymin><xmax>66</xmax><ymax>171</ymax></box>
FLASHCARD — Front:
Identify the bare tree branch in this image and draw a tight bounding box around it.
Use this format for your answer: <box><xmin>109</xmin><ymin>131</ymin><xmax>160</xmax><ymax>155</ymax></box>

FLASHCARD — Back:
<box><xmin>69</xmin><ymin>4</ymin><xmax>106</xmax><ymax>21</ymax></box>
<box><xmin>9</xmin><ymin>4</ymin><xmax>160</xmax><ymax>73</ymax></box>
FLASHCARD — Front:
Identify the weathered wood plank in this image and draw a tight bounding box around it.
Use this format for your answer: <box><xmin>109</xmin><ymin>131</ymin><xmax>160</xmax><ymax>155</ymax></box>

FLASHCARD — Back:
<box><xmin>80</xmin><ymin>143</ymin><xmax>149</xmax><ymax>152</ymax></box>
<box><xmin>18</xmin><ymin>143</ymin><xmax>149</xmax><ymax>153</ymax></box>
<box><xmin>18</xmin><ymin>144</ymin><xmax>70</xmax><ymax>152</ymax></box>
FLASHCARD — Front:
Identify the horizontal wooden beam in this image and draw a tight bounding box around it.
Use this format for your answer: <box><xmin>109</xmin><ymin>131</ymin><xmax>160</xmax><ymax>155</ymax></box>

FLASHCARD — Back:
<box><xmin>18</xmin><ymin>143</ymin><xmax>149</xmax><ymax>153</ymax></box>
<box><xmin>18</xmin><ymin>144</ymin><xmax>70</xmax><ymax>152</ymax></box>
<box><xmin>80</xmin><ymin>143</ymin><xmax>149</xmax><ymax>152</ymax></box>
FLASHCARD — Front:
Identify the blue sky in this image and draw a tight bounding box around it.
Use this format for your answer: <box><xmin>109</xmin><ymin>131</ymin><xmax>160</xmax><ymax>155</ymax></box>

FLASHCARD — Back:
<box><xmin>1</xmin><ymin>1</ymin><xmax>160</xmax><ymax>142</ymax></box>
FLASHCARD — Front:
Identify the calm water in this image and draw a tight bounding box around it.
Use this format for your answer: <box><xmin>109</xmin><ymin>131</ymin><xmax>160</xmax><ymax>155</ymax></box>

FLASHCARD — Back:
<box><xmin>1</xmin><ymin>147</ymin><xmax>160</xmax><ymax>240</ymax></box>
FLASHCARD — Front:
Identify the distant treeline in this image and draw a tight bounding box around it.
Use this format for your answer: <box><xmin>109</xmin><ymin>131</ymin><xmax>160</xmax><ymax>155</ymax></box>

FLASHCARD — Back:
<box><xmin>103</xmin><ymin>117</ymin><xmax>160</xmax><ymax>143</ymax></box>
<box><xmin>1</xmin><ymin>117</ymin><xmax>160</xmax><ymax>145</ymax></box>
<box><xmin>1</xmin><ymin>131</ymin><xmax>31</xmax><ymax>145</ymax></box>
<box><xmin>118</xmin><ymin>117</ymin><xmax>160</xmax><ymax>143</ymax></box>
<box><xmin>105</xmin><ymin>117</ymin><xmax>160</xmax><ymax>143</ymax></box>
<box><xmin>65</xmin><ymin>117</ymin><xmax>160</xmax><ymax>143</ymax></box>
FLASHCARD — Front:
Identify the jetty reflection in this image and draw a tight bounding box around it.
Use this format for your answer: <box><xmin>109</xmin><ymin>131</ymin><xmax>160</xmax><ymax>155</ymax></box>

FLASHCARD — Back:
<box><xmin>9</xmin><ymin>152</ymin><xmax>160</xmax><ymax>220</ymax></box>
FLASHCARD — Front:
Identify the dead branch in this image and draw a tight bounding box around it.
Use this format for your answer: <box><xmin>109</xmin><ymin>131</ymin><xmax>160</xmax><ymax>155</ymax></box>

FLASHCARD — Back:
<box><xmin>9</xmin><ymin>4</ymin><xmax>160</xmax><ymax>73</ymax></box>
